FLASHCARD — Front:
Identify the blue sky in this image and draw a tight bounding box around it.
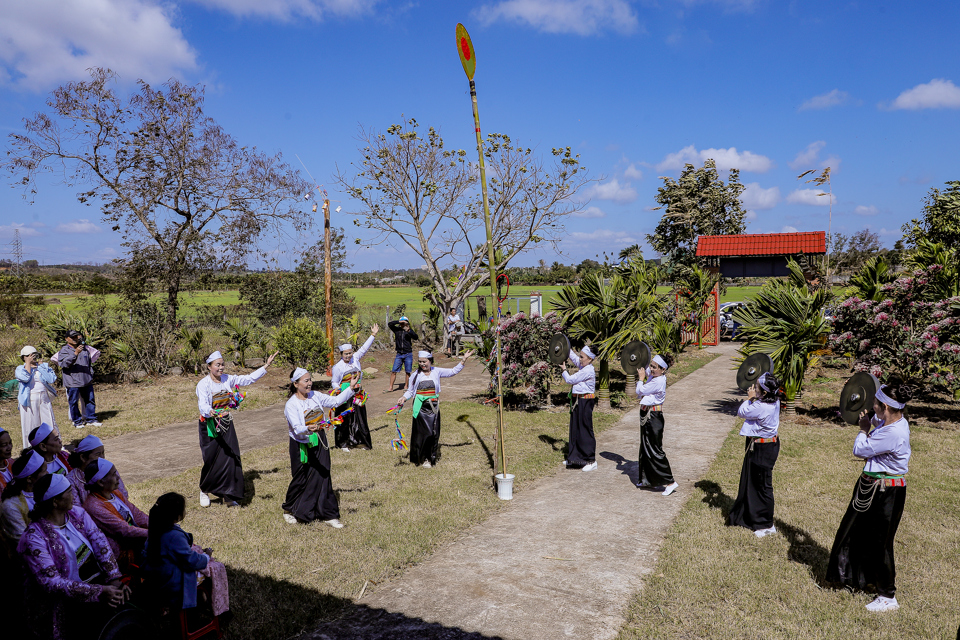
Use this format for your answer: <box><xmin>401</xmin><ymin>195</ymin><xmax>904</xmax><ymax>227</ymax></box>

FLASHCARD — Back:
<box><xmin>1</xmin><ymin>0</ymin><xmax>958</xmax><ymax>269</ymax></box>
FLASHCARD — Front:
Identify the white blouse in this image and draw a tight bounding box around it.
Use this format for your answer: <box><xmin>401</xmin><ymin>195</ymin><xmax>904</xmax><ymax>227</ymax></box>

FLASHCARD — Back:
<box><xmin>196</xmin><ymin>367</ymin><xmax>267</xmax><ymax>418</ymax></box>
<box><xmin>737</xmin><ymin>399</ymin><xmax>781</xmax><ymax>438</ymax></box>
<box><xmin>635</xmin><ymin>371</ymin><xmax>666</xmax><ymax>406</ymax></box>
<box><xmin>47</xmin><ymin>457</ymin><xmax>69</xmax><ymax>476</ymax></box>
<box><xmin>561</xmin><ymin>350</ymin><xmax>595</xmax><ymax>395</ymax></box>
<box><xmin>855</xmin><ymin>415</ymin><xmax>911</xmax><ymax>475</ymax></box>
<box><xmin>331</xmin><ymin>335</ymin><xmax>375</xmax><ymax>389</ymax></box>
<box><xmin>284</xmin><ymin>389</ymin><xmax>355</xmax><ymax>444</ymax></box>
<box><xmin>401</xmin><ymin>363</ymin><xmax>465</xmax><ymax>400</ymax></box>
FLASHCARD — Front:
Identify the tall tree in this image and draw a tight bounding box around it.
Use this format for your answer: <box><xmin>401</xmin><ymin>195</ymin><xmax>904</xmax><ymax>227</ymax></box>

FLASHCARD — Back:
<box><xmin>336</xmin><ymin>117</ymin><xmax>591</xmax><ymax>335</ymax></box>
<box><xmin>903</xmin><ymin>180</ymin><xmax>960</xmax><ymax>248</ymax></box>
<box><xmin>648</xmin><ymin>159</ymin><xmax>747</xmax><ymax>268</ymax></box>
<box><xmin>5</xmin><ymin>68</ymin><xmax>311</xmax><ymax>325</ymax></box>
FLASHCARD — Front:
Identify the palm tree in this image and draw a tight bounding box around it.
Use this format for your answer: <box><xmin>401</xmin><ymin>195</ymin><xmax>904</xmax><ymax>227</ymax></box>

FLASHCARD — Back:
<box><xmin>733</xmin><ymin>261</ymin><xmax>831</xmax><ymax>414</ymax></box>
<box><xmin>848</xmin><ymin>255</ymin><xmax>895</xmax><ymax>302</ymax></box>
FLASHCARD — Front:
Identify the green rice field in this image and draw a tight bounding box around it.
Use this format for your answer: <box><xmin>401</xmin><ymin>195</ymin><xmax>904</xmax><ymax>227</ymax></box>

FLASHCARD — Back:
<box><xmin>43</xmin><ymin>284</ymin><xmax>774</xmax><ymax>321</ymax></box>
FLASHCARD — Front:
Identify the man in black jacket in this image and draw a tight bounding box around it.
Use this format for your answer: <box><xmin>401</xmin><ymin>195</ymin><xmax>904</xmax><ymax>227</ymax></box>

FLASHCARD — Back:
<box><xmin>386</xmin><ymin>316</ymin><xmax>418</xmax><ymax>392</ymax></box>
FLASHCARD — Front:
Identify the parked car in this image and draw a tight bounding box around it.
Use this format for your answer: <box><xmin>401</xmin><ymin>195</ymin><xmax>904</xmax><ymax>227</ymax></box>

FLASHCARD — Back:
<box><xmin>719</xmin><ymin>301</ymin><xmax>746</xmax><ymax>339</ymax></box>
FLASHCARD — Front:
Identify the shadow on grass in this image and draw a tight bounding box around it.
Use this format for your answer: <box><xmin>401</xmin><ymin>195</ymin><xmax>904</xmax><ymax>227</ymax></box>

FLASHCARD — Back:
<box><xmin>457</xmin><ymin>415</ymin><xmax>495</xmax><ymax>471</ymax></box>
<box><xmin>599</xmin><ymin>451</ymin><xmax>639</xmax><ymax>486</ymax></box>
<box><xmin>242</xmin><ymin>466</ymin><xmax>283</xmax><ymax>505</ymax></box>
<box><xmin>695</xmin><ymin>479</ymin><xmax>832</xmax><ymax>584</ymax></box>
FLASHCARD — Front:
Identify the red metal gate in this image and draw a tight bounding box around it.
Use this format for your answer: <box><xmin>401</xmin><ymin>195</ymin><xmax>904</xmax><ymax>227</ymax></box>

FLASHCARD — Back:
<box><xmin>676</xmin><ymin>284</ymin><xmax>719</xmax><ymax>346</ymax></box>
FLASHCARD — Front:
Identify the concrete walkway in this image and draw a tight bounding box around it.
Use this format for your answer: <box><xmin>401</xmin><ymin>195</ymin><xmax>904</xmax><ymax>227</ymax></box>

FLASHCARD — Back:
<box><xmin>304</xmin><ymin>342</ymin><xmax>743</xmax><ymax>640</ymax></box>
<box><xmin>105</xmin><ymin>359</ymin><xmax>491</xmax><ymax>484</ymax></box>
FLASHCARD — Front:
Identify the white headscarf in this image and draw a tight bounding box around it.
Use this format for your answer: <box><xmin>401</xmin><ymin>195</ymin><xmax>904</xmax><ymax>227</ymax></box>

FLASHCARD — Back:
<box><xmin>29</xmin><ymin>422</ymin><xmax>55</xmax><ymax>447</ymax></box>
<box><xmin>581</xmin><ymin>345</ymin><xmax>595</xmax><ymax>360</ymax></box>
<box><xmin>418</xmin><ymin>350</ymin><xmax>432</xmax><ymax>359</ymax></box>
<box><xmin>652</xmin><ymin>355</ymin><xmax>668</xmax><ymax>370</ymax></box>
<box><xmin>339</xmin><ymin>344</ymin><xmax>353</xmax><ymax>352</ymax></box>
<box><xmin>291</xmin><ymin>368</ymin><xmax>309</xmax><ymax>383</ymax></box>
<box><xmin>40</xmin><ymin>474</ymin><xmax>72</xmax><ymax>502</ymax></box>
<box><xmin>876</xmin><ymin>386</ymin><xmax>905</xmax><ymax>410</ymax></box>
<box><xmin>206</xmin><ymin>351</ymin><xmax>223</xmax><ymax>364</ymax></box>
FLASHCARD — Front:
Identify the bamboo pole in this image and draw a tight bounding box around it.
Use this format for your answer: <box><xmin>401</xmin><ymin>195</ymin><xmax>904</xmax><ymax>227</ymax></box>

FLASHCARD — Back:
<box><xmin>324</xmin><ymin>199</ymin><xmax>334</xmax><ymax>375</ymax></box>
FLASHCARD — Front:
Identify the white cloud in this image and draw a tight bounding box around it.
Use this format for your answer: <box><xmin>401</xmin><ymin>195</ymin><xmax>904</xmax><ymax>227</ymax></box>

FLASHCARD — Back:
<box><xmin>624</xmin><ymin>163</ymin><xmax>644</xmax><ymax>180</ymax></box>
<box><xmin>56</xmin><ymin>219</ymin><xmax>102</xmax><ymax>233</ymax></box>
<box><xmin>744</xmin><ymin>210</ymin><xmax>757</xmax><ymax>221</ymax></box>
<box><xmin>798</xmin><ymin>89</ymin><xmax>852</xmax><ymax>111</ymax></box>
<box><xmin>0</xmin><ymin>0</ymin><xmax>197</xmax><ymax>91</ymax></box>
<box><xmin>191</xmin><ymin>0</ymin><xmax>381</xmax><ymax>21</ymax></box>
<box><xmin>656</xmin><ymin>145</ymin><xmax>773</xmax><ymax>173</ymax></box>
<box><xmin>572</xmin><ymin>206</ymin><xmax>606</xmax><ymax>218</ymax></box>
<box><xmin>473</xmin><ymin>0</ymin><xmax>640</xmax><ymax>36</ymax></box>
<box><xmin>781</xmin><ymin>226</ymin><xmax>798</xmax><ymax>233</ymax></box>
<box><xmin>586</xmin><ymin>179</ymin><xmax>638</xmax><ymax>204</ymax></box>
<box><xmin>673</xmin><ymin>0</ymin><xmax>760</xmax><ymax>11</ymax></box>
<box><xmin>0</xmin><ymin>223</ymin><xmax>41</xmax><ymax>238</ymax></box>
<box><xmin>786</xmin><ymin>188</ymin><xmax>833</xmax><ymax>206</ymax></box>
<box><xmin>741</xmin><ymin>183</ymin><xmax>780</xmax><ymax>210</ymax></box>
<box><xmin>789</xmin><ymin>141</ymin><xmax>841</xmax><ymax>172</ymax></box>
<box><xmin>569</xmin><ymin>228</ymin><xmax>640</xmax><ymax>244</ymax></box>
<box><xmin>887</xmin><ymin>78</ymin><xmax>960</xmax><ymax>110</ymax></box>
<box><xmin>854</xmin><ymin>205</ymin><xmax>878</xmax><ymax>216</ymax></box>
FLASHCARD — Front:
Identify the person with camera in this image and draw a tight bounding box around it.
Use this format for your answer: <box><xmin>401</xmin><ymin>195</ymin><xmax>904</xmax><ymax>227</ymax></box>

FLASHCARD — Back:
<box><xmin>386</xmin><ymin>316</ymin><xmax>419</xmax><ymax>392</ymax></box>
<box><xmin>16</xmin><ymin>345</ymin><xmax>59</xmax><ymax>446</ymax></box>
<box><xmin>56</xmin><ymin>330</ymin><xmax>102</xmax><ymax>429</ymax></box>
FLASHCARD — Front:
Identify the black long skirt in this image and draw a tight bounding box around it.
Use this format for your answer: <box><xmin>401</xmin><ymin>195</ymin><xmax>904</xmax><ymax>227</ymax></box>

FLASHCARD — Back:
<box><xmin>638</xmin><ymin>410</ymin><xmax>674</xmax><ymax>486</ymax></box>
<box><xmin>409</xmin><ymin>403</ymin><xmax>441</xmax><ymax>466</ymax></box>
<box><xmin>567</xmin><ymin>397</ymin><xmax>596</xmax><ymax>466</ymax></box>
<box><xmin>334</xmin><ymin>402</ymin><xmax>372</xmax><ymax>449</ymax></box>
<box><xmin>827</xmin><ymin>476</ymin><xmax>906</xmax><ymax>598</ymax></box>
<box><xmin>728</xmin><ymin>438</ymin><xmax>780</xmax><ymax>530</ymax></box>
<box><xmin>282</xmin><ymin>435</ymin><xmax>340</xmax><ymax>522</ymax></box>
<box><xmin>198</xmin><ymin>419</ymin><xmax>244</xmax><ymax>502</ymax></box>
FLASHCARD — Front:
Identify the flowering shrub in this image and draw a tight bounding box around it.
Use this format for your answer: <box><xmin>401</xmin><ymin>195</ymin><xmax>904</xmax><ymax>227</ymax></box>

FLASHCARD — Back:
<box><xmin>830</xmin><ymin>265</ymin><xmax>960</xmax><ymax>397</ymax></box>
<box><xmin>481</xmin><ymin>311</ymin><xmax>565</xmax><ymax>405</ymax></box>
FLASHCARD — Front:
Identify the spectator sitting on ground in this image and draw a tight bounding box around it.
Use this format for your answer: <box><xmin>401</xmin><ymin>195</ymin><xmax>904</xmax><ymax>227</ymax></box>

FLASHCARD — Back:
<box><xmin>82</xmin><ymin>459</ymin><xmax>148</xmax><ymax>566</ymax></box>
<box><xmin>143</xmin><ymin>492</ymin><xmax>230</xmax><ymax>620</ymax></box>
<box><xmin>0</xmin><ymin>428</ymin><xmax>13</xmax><ymax>492</ymax></box>
<box><xmin>16</xmin><ymin>345</ymin><xmax>59</xmax><ymax>450</ymax></box>
<box><xmin>57</xmin><ymin>330</ymin><xmax>102</xmax><ymax>429</ymax></box>
<box><xmin>18</xmin><ymin>473</ymin><xmax>129</xmax><ymax>640</ymax></box>
<box><xmin>29</xmin><ymin>423</ymin><xmax>71</xmax><ymax>476</ymax></box>
<box><xmin>67</xmin><ymin>435</ymin><xmax>127</xmax><ymax>506</ymax></box>
<box><xmin>1</xmin><ymin>450</ymin><xmax>48</xmax><ymax>549</ymax></box>
<box><xmin>386</xmin><ymin>316</ymin><xmax>419</xmax><ymax>392</ymax></box>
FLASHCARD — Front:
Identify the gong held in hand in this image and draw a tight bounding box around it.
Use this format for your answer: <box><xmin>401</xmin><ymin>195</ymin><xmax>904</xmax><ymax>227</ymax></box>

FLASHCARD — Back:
<box><xmin>736</xmin><ymin>353</ymin><xmax>774</xmax><ymax>391</ymax></box>
<box><xmin>549</xmin><ymin>333</ymin><xmax>572</xmax><ymax>365</ymax></box>
<box><xmin>838</xmin><ymin>372</ymin><xmax>880</xmax><ymax>425</ymax></box>
<box><xmin>620</xmin><ymin>341</ymin><xmax>652</xmax><ymax>375</ymax></box>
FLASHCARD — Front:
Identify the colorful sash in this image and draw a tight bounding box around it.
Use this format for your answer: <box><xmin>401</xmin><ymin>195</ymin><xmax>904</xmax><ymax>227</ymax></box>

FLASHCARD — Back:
<box><xmin>412</xmin><ymin>389</ymin><xmax>439</xmax><ymax>419</ymax></box>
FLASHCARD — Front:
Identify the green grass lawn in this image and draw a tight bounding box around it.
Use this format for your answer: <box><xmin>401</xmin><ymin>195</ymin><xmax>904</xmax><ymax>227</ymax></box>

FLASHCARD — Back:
<box><xmin>617</xmin><ymin>368</ymin><xmax>960</xmax><ymax>640</ymax></box>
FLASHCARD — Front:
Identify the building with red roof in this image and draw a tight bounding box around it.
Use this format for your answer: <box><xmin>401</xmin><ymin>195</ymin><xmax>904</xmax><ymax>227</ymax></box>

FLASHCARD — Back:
<box><xmin>695</xmin><ymin>231</ymin><xmax>825</xmax><ymax>278</ymax></box>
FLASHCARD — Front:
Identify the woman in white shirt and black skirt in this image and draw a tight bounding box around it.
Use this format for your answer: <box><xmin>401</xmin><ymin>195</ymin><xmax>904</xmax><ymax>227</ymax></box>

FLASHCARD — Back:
<box><xmin>728</xmin><ymin>372</ymin><xmax>782</xmax><ymax>536</ymax></box>
<box><xmin>826</xmin><ymin>380</ymin><xmax>912</xmax><ymax>613</ymax></box>
<box><xmin>560</xmin><ymin>346</ymin><xmax>598</xmax><ymax>472</ymax></box>
<box><xmin>635</xmin><ymin>355</ymin><xmax>679</xmax><ymax>495</ymax></box>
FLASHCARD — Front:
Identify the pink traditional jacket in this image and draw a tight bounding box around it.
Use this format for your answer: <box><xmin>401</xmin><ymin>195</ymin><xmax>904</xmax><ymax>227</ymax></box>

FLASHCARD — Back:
<box><xmin>17</xmin><ymin>506</ymin><xmax>121</xmax><ymax>640</ymax></box>
<box><xmin>67</xmin><ymin>467</ymin><xmax>129</xmax><ymax>507</ymax></box>
<box><xmin>82</xmin><ymin>490</ymin><xmax>149</xmax><ymax>557</ymax></box>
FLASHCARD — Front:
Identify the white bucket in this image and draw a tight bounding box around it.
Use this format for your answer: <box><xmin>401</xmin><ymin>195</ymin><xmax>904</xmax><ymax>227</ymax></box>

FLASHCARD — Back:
<box><xmin>495</xmin><ymin>473</ymin><xmax>515</xmax><ymax>500</ymax></box>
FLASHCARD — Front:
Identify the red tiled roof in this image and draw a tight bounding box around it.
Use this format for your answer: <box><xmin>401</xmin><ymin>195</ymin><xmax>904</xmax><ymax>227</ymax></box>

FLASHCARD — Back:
<box><xmin>695</xmin><ymin>231</ymin><xmax>826</xmax><ymax>257</ymax></box>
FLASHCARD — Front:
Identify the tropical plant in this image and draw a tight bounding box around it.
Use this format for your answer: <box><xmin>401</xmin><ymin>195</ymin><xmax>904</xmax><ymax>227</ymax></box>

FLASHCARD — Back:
<box><xmin>848</xmin><ymin>255</ymin><xmax>896</xmax><ymax>302</ymax></box>
<box><xmin>179</xmin><ymin>326</ymin><xmax>205</xmax><ymax>373</ymax></box>
<box><xmin>222</xmin><ymin>317</ymin><xmax>257</xmax><ymax>366</ymax></box>
<box><xmin>733</xmin><ymin>261</ymin><xmax>832</xmax><ymax>405</ymax></box>
<box><xmin>901</xmin><ymin>239</ymin><xmax>960</xmax><ymax>299</ymax></box>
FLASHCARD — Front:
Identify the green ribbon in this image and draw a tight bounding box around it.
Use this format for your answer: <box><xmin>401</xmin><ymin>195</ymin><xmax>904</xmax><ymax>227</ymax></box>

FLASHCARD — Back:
<box><xmin>862</xmin><ymin>470</ymin><xmax>905</xmax><ymax>480</ymax></box>
<box><xmin>205</xmin><ymin>417</ymin><xmax>218</xmax><ymax>438</ymax></box>
<box><xmin>412</xmin><ymin>393</ymin><xmax>439</xmax><ymax>419</ymax></box>
<box><xmin>299</xmin><ymin>432</ymin><xmax>320</xmax><ymax>463</ymax></box>
<box><xmin>568</xmin><ymin>390</ymin><xmax>574</xmax><ymax>414</ymax></box>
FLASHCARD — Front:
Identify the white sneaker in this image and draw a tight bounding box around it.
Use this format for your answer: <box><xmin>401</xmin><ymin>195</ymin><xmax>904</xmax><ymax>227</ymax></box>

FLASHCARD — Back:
<box><xmin>283</xmin><ymin>513</ymin><xmax>297</xmax><ymax>524</ymax></box>
<box><xmin>562</xmin><ymin>460</ymin><xmax>569</xmax><ymax>467</ymax></box>
<box><xmin>87</xmin><ymin>421</ymin><xmax>103</xmax><ymax>427</ymax></box>
<box><xmin>662</xmin><ymin>482</ymin><xmax>679</xmax><ymax>496</ymax></box>
<box><xmin>341</xmin><ymin>447</ymin><xmax>350</xmax><ymax>452</ymax></box>
<box><xmin>323</xmin><ymin>518</ymin><xmax>344</xmax><ymax>529</ymax></box>
<box><xmin>581</xmin><ymin>461</ymin><xmax>598</xmax><ymax>472</ymax></box>
<box><xmin>865</xmin><ymin>596</ymin><xmax>899</xmax><ymax>612</ymax></box>
<box><xmin>199</xmin><ymin>492</ymin><xmax>211</xmax><ymax>508</ymax></box>
<box><xmin>74</xmin><ymin>423</ymin><xmax>85</xmax><ymax>429</ymax></box>
<box><xmin>754</xmin><ymin>526</ymin><xmax>777</xmax><ymax>538</ymax></box>
<box><xmin>422</xmin><ymin>461</ymin><xmax>432</xmax><ymax>468</ymax></box>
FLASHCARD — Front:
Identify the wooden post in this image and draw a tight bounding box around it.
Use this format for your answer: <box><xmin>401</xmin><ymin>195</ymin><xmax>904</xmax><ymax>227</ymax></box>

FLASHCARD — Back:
<box><xmin>324</xmin><ymin>199</ymin><xmax>334</xmax><ymax>376</ymax></box>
